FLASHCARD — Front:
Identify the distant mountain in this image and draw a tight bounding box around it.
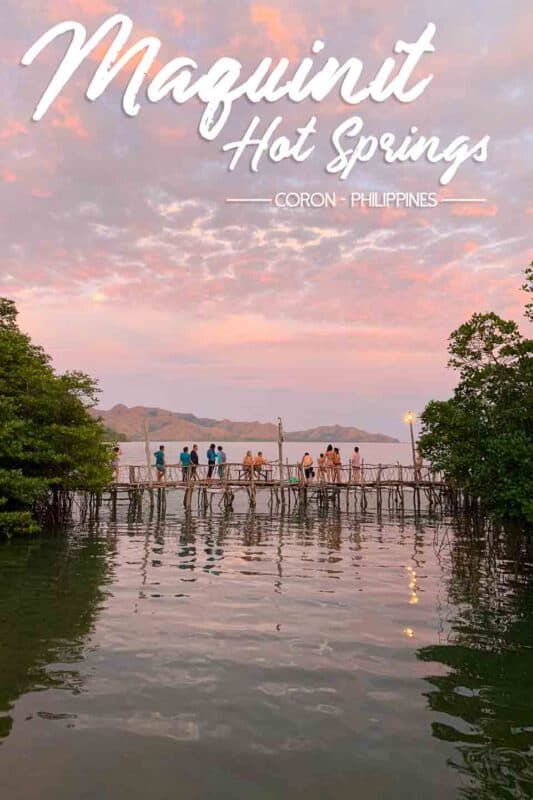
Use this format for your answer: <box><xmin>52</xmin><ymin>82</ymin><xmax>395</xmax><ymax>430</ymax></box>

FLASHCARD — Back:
<box><xmin>94</xmin><ymin>404</ymin><xmax>399</xmax><ymax>443</ymax></box>
<box><xmin>285</xmin><ymin>425</ymin><xmax>399</xmax><ymax>443</ymax></box>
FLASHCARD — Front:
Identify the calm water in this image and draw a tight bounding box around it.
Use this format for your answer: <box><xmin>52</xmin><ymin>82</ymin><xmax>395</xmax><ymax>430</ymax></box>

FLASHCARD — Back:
<box><xmin>117</xmin><ymin>440</ymin><xmax>414</xmax><ymax>466</ymax></box>
<box><xmin>1</xmin><ymin>509</ymin><xmax>532</xmax><ymax>800</ymax></box>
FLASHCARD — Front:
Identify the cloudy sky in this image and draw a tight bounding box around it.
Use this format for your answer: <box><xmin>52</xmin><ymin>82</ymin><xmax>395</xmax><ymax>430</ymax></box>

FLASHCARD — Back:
<box><xmin>1</xmin><ymin>0</ymin><xmax>531</xmax><ymax>437</ymax></box>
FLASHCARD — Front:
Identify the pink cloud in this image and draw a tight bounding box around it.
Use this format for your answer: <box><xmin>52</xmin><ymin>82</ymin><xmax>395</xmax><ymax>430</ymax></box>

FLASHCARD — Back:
<box><xmin>0</xmin><ymin>120</ymin><xmax>27</xmax><ymax>140</ymax></box>
<box><xmin>154</xmin><ymin>125</ymin><xmax>187</xmax><ymax>142</ymax></box>
<box><xmin>84</xmin><ymin>22</ymin><xmax>166</xmax><ymax>80</ymax></box>
<box><xmin>51</xmin><ymin>97</ymin><xmax>89</xmax><ymax>138</ymax></box>
<box><xmin>377</xmin><ymin>207</ymin><xmax>408</xmax><ymax>224</ymax></box>
<box><xmin>371</xmin><ymin>26</ymin><xmax>394</xmax><ymax>54</ymax></box>
<box><xmin>462</xmin><ymin>241</ymin><xmax>480</xmax><ymax>253</ymax></box>
<box><xmin>250</xmin><ymin>4</ymin><xmax>311</xmax><ymax>58</ymax></box>
<box><xmin>31</xmin><ymin>187</ymin><xmax>53</xmax><ymax>198</ymax></box>
<box><xmin>450</xmin><ymin>203</ymin><xmax>498</xmax><ymax>218</ymax></box>
<box><xmin>47</xmin><ymin>0</ymin><xmax>116</xmax><ymax>19</ymax></box>
<box><xmin>3</xmin><ymin>0</ymin><xmax>529</xmax><ymax>431</ymax></box>
<box><xmin>163</xmin><ymin>9</ymin><xmax>185</xmax><ymax>30</ymax></box>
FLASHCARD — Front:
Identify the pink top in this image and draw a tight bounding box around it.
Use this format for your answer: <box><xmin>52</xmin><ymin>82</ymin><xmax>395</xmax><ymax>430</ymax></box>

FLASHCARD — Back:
<box><xmin>351</xmin><ymin>453</ymin><xmax>361</xmax><ymax>467</ymax></box>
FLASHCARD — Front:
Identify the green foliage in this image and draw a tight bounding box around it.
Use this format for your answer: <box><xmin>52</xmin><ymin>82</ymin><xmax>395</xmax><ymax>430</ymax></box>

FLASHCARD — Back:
<box><xmin>419</xmin><ymin>280</ymin><xmax>533</xmax><ymax>524</ymax></box>
<box><xmin>103</xmin><ymin>426</ymin><xmax>128</xmax><ymax>442</ymax></box>
<box><xmin>524</xmin><ymin>261</ymin><xmax>532</xmax><ymax>323</ymax></box>
<box><xmin>0</xmin><ymin>298</ymin><xmax>112</xmax><ymax>536</ymax></box>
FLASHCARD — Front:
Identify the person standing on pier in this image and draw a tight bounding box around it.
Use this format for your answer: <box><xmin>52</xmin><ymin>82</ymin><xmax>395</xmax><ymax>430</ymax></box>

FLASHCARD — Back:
<box><xmin>243</xmin><ymin>450</ymin><xmax>254</xmax><ymax>478</ymax></box>
<box><xmin>317</xmin><ymin>453</ymin><xmax>327</xmax><ymax>482</ymax></box>
<box><xmin>301</xmin><ymin>452</ymin><xmax>314</xmax><ymax>482</ymax></box>
<box><xmin>207</xmin><ymin>443</ymin><xmax>217</xmax><ymax>479</ymax></box>
<box><xmin>190</xmin><ymin>444</ymin><xmax>199</xmax><ymax>479</ymax></box>
<box><xmin>351</xmin><ymin>446</ymin><xmax>361</xmax><ymax>483</ymax></box>
<box><xmin>154</xmin><ymin>445</ymin><xmax>166</xmax><ymax>482</ymax></box>
<box><xmin>325</xmin><ymin>444</ymin><xmax>335</xmax><ymax>481</ymax></box>
<box><xmin>111</xmin><ymin>445</ymin><xmax>122</xmax><ymax>482</ymax></box>
<box><xmin>333</xmin><ymin>447</ymin><xmax>342</xmax><ymax>483</ymax></box>
<box><xmin>180</xmin><ymin>446</ymin><xmax>191</xmax><ymax>482</ymax></box>
<box><xmin>217</xmin><ymin>445</ymin><xmax>227</xmax><ymax>479</ymax></box>
<box><xmin>254</xmin><ymin>451</ymin><xmax>267</xmax><ymax>477</ymax></box>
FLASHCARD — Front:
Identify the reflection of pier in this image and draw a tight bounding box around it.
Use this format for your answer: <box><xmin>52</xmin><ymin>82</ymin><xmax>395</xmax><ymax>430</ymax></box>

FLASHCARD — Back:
<box><xmin>103</xmin><ymin>462</ymin><xmax>460</xmax><ymax>515</ymax></box>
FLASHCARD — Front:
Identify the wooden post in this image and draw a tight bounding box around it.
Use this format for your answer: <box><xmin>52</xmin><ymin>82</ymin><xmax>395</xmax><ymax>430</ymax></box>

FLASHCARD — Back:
<box><xmin>143</xmin><ymin>423</ymin><xmax>154</xmax><ymax>513</ymax></box>
<box><xmin>250</xmin><ymin>454</ymin><xmax>256</xmax><ymax>507</ymax></box>
<box><xmin>277</xmin><ymin>417</ymin><xmax>285</xmax><ymax>507</ymax></box>
<box><xmin>143</xmin><ymin>423</ymin><xmax>152</xmax><ymax>485</ymax></box>
<box><xmin>408</xmin><ymin>415</ymin><xmax>417</xmax><ymax>476</ymax></box>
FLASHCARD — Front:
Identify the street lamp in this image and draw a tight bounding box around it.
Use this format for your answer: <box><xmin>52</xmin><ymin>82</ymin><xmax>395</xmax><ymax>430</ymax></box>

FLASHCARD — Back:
<box><xmin>403</xmin><ymin>410</ymin><xmax>417</xmax><ymax>472</ymax></box>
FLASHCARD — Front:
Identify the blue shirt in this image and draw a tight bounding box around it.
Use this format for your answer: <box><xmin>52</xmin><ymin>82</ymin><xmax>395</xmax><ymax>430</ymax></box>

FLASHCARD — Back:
<box><xmin>207</xmin><ymin>448</ymin><xmax>216</xmax><ymax>463</ymax></box>
<box><xmin>154</xmin><ymin>450</ymin><xmax>165</xmax><ymax>467</ymax></box>
<box><xmin>180</xmin><ymin>452</ymin><xmax>191</xmax><ymax>467</ymax></box>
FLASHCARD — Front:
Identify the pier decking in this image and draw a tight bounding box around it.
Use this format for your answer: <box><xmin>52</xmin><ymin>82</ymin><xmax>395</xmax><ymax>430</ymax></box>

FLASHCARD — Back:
<box><xmin>102</xmin><ymin>462</ymin><xmax>457</xmax><ymax>516</ymax></box>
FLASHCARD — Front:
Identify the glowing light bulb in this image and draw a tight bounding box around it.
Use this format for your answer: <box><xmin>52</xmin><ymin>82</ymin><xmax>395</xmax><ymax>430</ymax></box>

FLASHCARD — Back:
<box><xmin>91</xmin><ymin>292</ymin><xmax>106</xmax><ymax>303</ymax></box>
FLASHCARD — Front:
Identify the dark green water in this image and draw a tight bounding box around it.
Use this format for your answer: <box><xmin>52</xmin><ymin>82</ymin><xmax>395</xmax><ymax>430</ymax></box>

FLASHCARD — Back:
<box><xmin>0</xmin><ymin>512</ymin><xmax>532</xmax><ymax>799</ymax></box>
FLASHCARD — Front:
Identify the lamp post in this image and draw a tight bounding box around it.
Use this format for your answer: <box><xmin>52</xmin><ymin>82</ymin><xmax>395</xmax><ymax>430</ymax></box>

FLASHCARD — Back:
<box><xmin>403</xmin><ymin>411</ymin><xmax>417</xmax><ymax>473</ymax></box>
<box><xmin>277</xmin><ymin>416</ymin><xmax>284</xmax><ymax>483</ymax></box>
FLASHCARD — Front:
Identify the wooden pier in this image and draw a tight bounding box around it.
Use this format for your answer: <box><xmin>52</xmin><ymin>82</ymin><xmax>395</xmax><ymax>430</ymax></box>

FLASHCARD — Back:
<box><xmin>98</xmin><ymin>462</ymin><xmax>459</xmax><ymax>517</ymax></box>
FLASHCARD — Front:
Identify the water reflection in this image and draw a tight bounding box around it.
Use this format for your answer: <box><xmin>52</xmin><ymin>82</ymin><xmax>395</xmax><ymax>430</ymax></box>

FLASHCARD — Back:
<box><xmin>0</xmin><ymin>511</ymin><xmax>531</xmax><ymax>800</ymax></box>
<box><xmin>418</xmin><ymin>525</ymin><xmax>533</xmax><ymax>799</ymax></box>
<box><xmin>0</xmin><ymin>534</ymin><xmax>114</xmax><ymax>740</ymax></box>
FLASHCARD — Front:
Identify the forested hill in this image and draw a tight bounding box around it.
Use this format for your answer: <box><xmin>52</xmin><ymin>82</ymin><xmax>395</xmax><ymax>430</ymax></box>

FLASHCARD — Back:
<box><xmin>95</xmin><ymin>404</ymin><xmax>399</xmax><ymax>443</ymax></box>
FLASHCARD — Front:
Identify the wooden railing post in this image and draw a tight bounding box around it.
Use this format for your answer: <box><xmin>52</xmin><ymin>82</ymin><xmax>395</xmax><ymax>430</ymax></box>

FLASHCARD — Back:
<box><xmin>250</xmin><ymin>456</ymin><xmax>256</xmax><ymax>505</ymax></box>
<box><xmin>108</xmin><ymin>461</ymin><xmax>453</xmax><ymax>512</ymax></box>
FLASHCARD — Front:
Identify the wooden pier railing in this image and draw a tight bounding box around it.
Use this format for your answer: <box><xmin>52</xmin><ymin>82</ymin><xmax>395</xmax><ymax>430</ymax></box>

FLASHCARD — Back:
<box><xmin>90</xmin><ymin>461</ymin><xmax>461</xmax><ymax>518</ymax></box>
<box><xmin>112</xmin><ymin>462</ymin><xmax>446</xmax><ymax>488</ymax></box>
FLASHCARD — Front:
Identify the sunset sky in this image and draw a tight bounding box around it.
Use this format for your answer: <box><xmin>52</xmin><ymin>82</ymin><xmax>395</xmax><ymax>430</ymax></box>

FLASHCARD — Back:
<box><xmin>1</xmin><ymin>0</ymin><xmax>531</xmax><ymax>437</ymax></box>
